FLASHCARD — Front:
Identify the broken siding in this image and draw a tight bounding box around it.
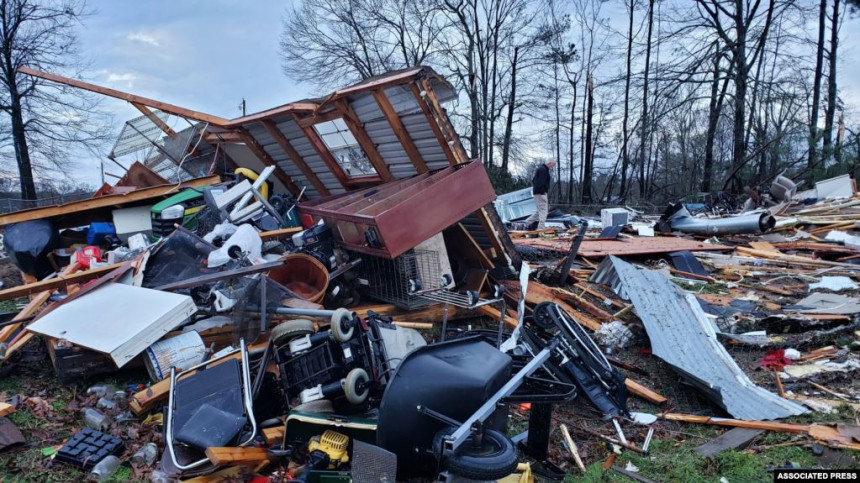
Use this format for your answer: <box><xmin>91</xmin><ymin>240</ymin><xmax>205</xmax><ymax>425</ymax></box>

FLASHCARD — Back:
<box><xmin>591</xmin><ymin>256</ymin><xmax>808</xmax><ymax>421</ymax></box>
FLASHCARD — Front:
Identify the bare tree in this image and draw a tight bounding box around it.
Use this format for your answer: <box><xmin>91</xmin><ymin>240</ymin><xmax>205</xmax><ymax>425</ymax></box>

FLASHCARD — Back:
<box><xmin>0</xmin><ymin>0</ymin><xmax>110</xmax><ymax>200</ymax></box>
<box><xmin>822</xmin><ymin>0</ymin><xmax>841</xmax><ymax>163</ymax></box>
<box><xmin>808</xmin><ymin>0</ymin><xmax>827</xmax><ymax>169</ymax></box>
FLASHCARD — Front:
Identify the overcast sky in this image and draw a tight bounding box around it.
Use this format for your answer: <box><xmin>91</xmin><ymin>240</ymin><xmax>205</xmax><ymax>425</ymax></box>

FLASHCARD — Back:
<box><xmin>75</xmin><ymin>0</ymin><xmax>860</xmax><ymax>186</ymax></box>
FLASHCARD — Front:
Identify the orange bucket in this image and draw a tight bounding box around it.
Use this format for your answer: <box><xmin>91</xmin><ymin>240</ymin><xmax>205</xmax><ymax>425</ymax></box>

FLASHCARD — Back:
<box><xmin>269</xmin><ymin>253</ymin><xmax>329</xmax><ymax>304</ymax></box>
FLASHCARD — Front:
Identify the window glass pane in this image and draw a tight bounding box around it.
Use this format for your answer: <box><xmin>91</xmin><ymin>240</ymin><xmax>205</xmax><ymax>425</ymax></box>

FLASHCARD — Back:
<box><xmin>313</xmin><ymin>119</ymin><xmax>377</xmax><ymax>178</ymax></box>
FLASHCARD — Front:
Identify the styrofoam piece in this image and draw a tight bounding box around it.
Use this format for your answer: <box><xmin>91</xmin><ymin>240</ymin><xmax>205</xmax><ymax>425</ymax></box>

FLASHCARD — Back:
<box><xmin>27</xmin><ymin>283</ymin><xmax>196</xmax><ymax>367</ymax></box>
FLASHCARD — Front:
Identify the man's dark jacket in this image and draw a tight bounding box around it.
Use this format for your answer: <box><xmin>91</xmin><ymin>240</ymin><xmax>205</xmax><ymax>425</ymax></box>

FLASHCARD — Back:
<box><xmin>532</xmin><ymin>164</ymin><xmax>550</xmax><ymax>195</ymax></box>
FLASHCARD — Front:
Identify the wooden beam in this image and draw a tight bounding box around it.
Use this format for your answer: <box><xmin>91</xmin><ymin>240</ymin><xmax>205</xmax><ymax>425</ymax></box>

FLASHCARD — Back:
<box><xmin>131</xmin><ymin>103</ymin><xmax>176</xmax><ymax>137</ymax></box>
<box><xmin>335</xmin><ymin>99</ymin><xmax>394</xmax><ymax>182</ymax></box>
<box><xmin>0</xmin><ymin>402</ymin><xmax>14</xmax><ymax>417</ymax></box>
<box><xmin>409</xmin><ymin>83</ymin><xmax>459</xmax><ymax>165</ymax></box>
<box><xmin>0</xmin><ymin>175</ymin><xmax>220</xmax><ymax>228</ymax></box>
<box><xmin>372</xmin><ymin>88</ymin><xmax>429</xmax><ymax>173</ymax></box>
<box><xmin>294</xmin><ymin>114</ymin><xmax>350</xmax><ymax>188</ymax></box>
<box><xmin>625</xmin><ymin>379</ymin><xmax>667</xmax><ymax>404</ymax></box>
<box><xmin>204</xmin><ymin>131</ymin><xmax>244</xmax><ymax>144</ymax></box>
<box><xmin>18</xmin><ymin>67</ymin><xmax>230</xmax><ymax>125</ymax></box>
<box><xmin>261</xmin><ymin>120</ymin><xmax>330</xmax><ymax>196</ymax></box>
<box><xmin>262</xmin><ymin>426</ymin><xmax>285</xmax><ymax>445</ymax></box>
<box><xmin>296</xmin><ymin>108</ymin><xmax>345</xmax><ymax>127</ymax></box>
<box><xmin>421</xmin><ymin>79</ymin><xmax>469</xmax><ymax>164</ymax></box>
<box><xmin>0</xmin><ymin>263</ymin><xmax>128</xmax><ymax>302</ymax></box>
<box><xmin>204</xmin><ymin>447</ymin><xmax>271</xmax><ymax>467</ymax></box>
<box><xmin>259</xmin><ymin>227</ymin><xmax>303</xmax><ymax>241</ymax></box>
<box><xmin>234</xmin><ymin>127</ymin><xmax>302</xmax><ymax>197</ymax></box>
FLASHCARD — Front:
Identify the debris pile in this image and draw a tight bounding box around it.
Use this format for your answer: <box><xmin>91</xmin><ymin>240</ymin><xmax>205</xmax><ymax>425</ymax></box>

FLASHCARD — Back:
<box><xmin>1</xmin><ymin>66</ymin><xmax>859</xmax><ymax>481</ymax></box>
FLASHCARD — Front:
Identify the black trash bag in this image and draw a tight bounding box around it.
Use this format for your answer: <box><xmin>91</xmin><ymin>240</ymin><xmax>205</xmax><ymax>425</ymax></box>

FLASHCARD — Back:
<box><xmin>3</xmin><ymin>219</ymin><xmax>59</xmax><ymax>279</ymax></box>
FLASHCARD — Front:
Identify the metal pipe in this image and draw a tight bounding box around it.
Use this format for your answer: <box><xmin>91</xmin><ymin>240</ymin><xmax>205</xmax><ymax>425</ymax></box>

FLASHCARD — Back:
<box><xmin>666</xmin><ymin>205</ymin><xmax>775</xmax><ymax>235</ymax></box>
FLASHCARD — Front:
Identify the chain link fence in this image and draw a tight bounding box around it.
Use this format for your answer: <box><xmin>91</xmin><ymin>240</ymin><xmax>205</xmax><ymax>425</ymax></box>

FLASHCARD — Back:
<box><xmin>0</xmin><ymin>192</ymin><xmax>93</xmax><ymax>214</ymax></box>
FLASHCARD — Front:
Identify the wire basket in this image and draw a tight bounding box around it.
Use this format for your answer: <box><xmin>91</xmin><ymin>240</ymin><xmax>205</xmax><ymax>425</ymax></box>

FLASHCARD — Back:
<box><xmin>356</xmin><ymin>249</ymin><xmax>443</xmax><ymax>310</ymax></box>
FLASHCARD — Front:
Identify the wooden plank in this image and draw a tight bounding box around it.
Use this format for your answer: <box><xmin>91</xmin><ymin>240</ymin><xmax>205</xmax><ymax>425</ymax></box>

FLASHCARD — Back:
<box><xmin>183</xmin><ymin>466</ymin><xmax>250</xmax><ymax>483</ymax></box>
<box><xmin>0</xmin><ymin>402</ymin><xmax>14</xmax><ymax>417</ymax></box>
<box><xmin>749</xmin><ymin>241</ymin><xmax>780</xmax><ymax>253</ymax></box>
<box><xmin>235</xmin><ymin>128</ymin><xmax>302</xmax><ymax>197</ymax></box>
<box><xmin>408</xmin><ymin>83</ymin><xmax>458</xmax><ymax>165</ymax></box>
<box><xmin>625</xmin><ymin>379</ymin><xmax>667</xmax><ymax>405</ymax></box>
<box><xmin>477</xmin><ymin>304</ymin><xmax>518</xmax><ymax>329</ymax></box>
<box><xmin>294</xmin><ymin>114</ymin><xmax>350</xmax><ymax>188</ymax></box>
<box><xmin>0</xmin><ymin>176</ymin><xmax>220</xmax><ymax>228</ymax></box>
<box><xmin>0</xmin><ymin>263</ymin><xmax>128</xmax><ymax>302</ymax></box>
<box><xmin>262</xmin><ymin>426</ymin><xmax>285</xmax><ymax>445</ymax></box>
<box><xmin>132</xmin><ymin>102</ymin><xmax>177</xmax><ymax>137</ymax></box>
<box><xmin>260</xmin><ymin>119</ymin><xmax>330</xmax><ymax>196</ymax></box>
<box><xmin>658</xmin><ymin>413</ymin><xmax>810</xmax><ymax>433</ymax></box>
<box><xmin>335</xmin><ymin>99</ymin><xmax>394</xmax><ymax>182</ymax></box>
<box><xmin>542</xmin><ymin>285</ymin><xmax>615</xmax><ymax>322</ymax></box>
<box><xmin>259</xmin><ymin>227</ymin><xmax>303</xmax><ymax>241</ymax></box>
<box><xmin>19</xmin><ymin>67</ymin><xmax>230</xmax><ymax>125</ymax></box>
<box><xmin>420</xmin><ymin>79</ymin><xmax>469</xmax><ymax>164</ymax></box>
<box><xmin>444</xmin><ymin>223</ymin><xmax>494</xmax><ymax>270</ymax></box>
<box><xmin>520</xmin><ymin>282</ymin><xmax>603</xmax><ymax>331</ymax></box>
<box><xmin>372</xmin><ymin>89</ymin><xmax>428</xmax><ymax>173</ymax></box>
<box><xmin>204</xmin><ymin>447</ymin><xmax>271</xmax><ymax>467</ymax></box>
<box><xmin>694</xmin><ymin>428</ymin><xmax>765</xmax><ymax>458</ymax></box>
<box><xmin>515</xmin><ymin>236</ymin><xmax>732</xmax><ymax>258</ymax></box>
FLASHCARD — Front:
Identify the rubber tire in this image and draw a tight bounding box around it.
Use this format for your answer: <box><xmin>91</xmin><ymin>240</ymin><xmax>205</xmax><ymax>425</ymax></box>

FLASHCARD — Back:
<box><xmin>271</xmin><ymin>319</ymin><xmax>315</xmax><ymax>346</ymax></box>
<box><xmin>342</xmin><ymin>368</ymin><xmax>370</xmax><ymax>404</ymax></box>
<box><xmin>330</xmin><ymin>308</ymin><xmax>354</xmax><ymax>342</ymax></box>
<box><xmin>432</xmin><ymin>426</ymin><xmax>519</xmax><ymax>481</ymax></box>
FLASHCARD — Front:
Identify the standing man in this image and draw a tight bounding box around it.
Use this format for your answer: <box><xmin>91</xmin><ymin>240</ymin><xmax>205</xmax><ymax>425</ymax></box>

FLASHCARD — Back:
<box><xmin>525</xmin><ymin>159</ymin><xmax>556</xmax><ymax>230</ymax></box>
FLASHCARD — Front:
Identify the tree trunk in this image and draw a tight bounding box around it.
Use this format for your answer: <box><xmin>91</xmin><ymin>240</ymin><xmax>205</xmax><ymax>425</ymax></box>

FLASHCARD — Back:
<box><xmin>703</xmin><ymin>42</ymin><xmax>721</xmax><ymax>193</ymax></box>
<box><xmin>501</xmin><ymin>46</ymin><xmax>518</xmax><ymax>171</ymax></box>
<box><xmin>568</xmin><ymin>79</ymin><xmax>577</xmax><ymax>203</ymax></box>
<box><xmin>11</xmin><ymin>94</ymin><xmax>37</xmax><ymax>201</ymax></box>
<box><xmin>581</xmin><ymin>75</ymin><xmax>594</xmax><ymax>205</ymax></box>
<box><xmin>619</xmin><ymin>0</ymin><xmax>634</xmax><ymax>200</ymax></box>
<box><xmin>822</xmin><ymin>0</ymin><xmax>840</xmax><ymax>164</ymax></box>
<box><xmin>808</xmin><ymin>0</ymin><xmax>827</xmax><ymax>169</ymax></box>
<box><xmin>730</xmin><ymin>0</ymin><xmax>748</xmax><ymax>191</ymax></box>
<box><xmin>553</xmin><ymin>64</ymin><xmax>562</xmax><ymax>199</ymax></box>
<box><xmin>637</xmin><ymin>0</ymin><xmax>654</xmax><ymax>197</ymax></box>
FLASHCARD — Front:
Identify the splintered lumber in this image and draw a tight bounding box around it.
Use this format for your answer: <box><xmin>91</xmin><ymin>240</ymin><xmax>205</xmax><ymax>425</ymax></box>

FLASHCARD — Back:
<box><xmin>262</xmin><ymin>426</ymin><xmax>286</xmax><ymax>445</ymax></box>
<box><xmin>514</xmin><ymin>236</ymin><xmax>730</xmax><ymax>258</ymax></box>
<box><xmin>259</xmin><ymin>227</ymin><xmax>303</xmax><ymax>241</ymax></box>
<box><xmin>183</xmin><ymin>467</ymin><xmax>250</xmax><ymax>483</ymax></box>
<box><xmin>625</xmin><ymin>379</ymin><xmax>667</xmax><ymax>405</ymax></box>
<box><xmin>204</xmin><ymin>447</ymin><xmax>271</xmax><ymax>467</ymax></box>
<box><xmin>529</xmin><ymin>283</ymin><xmax>602</xmax><ymax>330</ymax></box>
<box><xmin>391</xmin><ymin>321</ymin><xmax>433</xmax><ymax>330</ymax></box>
<box><xmin>477</xmin><ymin>304</ymin><xmax>518</xmax><ymax>329</ymax></box>
<box><xmin>560</xmin><ymin>424</ymin><xmax>586</xmax><ymax>472</ymax></box>
<box><xmin>0</xmin><ymin>402</ymin><xmax>15</xmax><ymax>417</ymax></box>
<box><xmin>0</xmin><ymin>262</ymin><xmax>127</xmax><ymax>302</ymax></box>
<box><xmin>349</xmin><ymin>303</ymin><xmax>470</xmax><ymax>324</ymax></box>
<box><xmin>658</xmin><ymin>412</ymin><xmax>860</xmax><ymax>450</ymax></box>
<box><xmin>542</xmin><ymin>285</ymin><xmax>615</xmax><ymax>322</ymax></box>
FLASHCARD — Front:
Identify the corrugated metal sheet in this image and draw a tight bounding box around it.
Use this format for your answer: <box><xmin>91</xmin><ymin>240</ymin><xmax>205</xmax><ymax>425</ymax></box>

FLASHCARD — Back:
<box><xmin>590</xmin><ymin>255</ymin><xmax>808</xmax><ymax>421</ymax></box>
<box><xmin>234</xmin><ymin>71</ymin><xmax>456</xmax><ymax>200</ymax></box>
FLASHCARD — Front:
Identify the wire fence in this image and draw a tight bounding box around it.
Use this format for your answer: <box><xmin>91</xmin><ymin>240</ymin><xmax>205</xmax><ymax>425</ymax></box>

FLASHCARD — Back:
<box><xmin>0</xmin><ymin>192</ymin><xmax>93</xmax><ymax>214</ymax></box>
